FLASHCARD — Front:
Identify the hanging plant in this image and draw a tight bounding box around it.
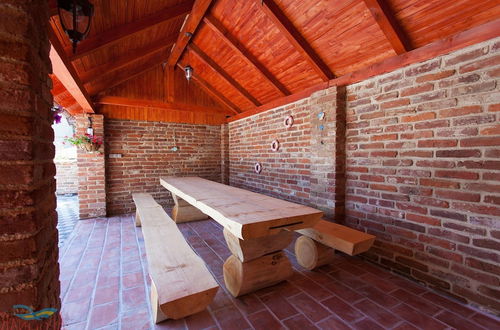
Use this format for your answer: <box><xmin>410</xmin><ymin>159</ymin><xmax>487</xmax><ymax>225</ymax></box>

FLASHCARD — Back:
<box><xmin>52</xmin><ymin>105</ymin><xmax>63</xmax><ymax>124</ymax></box>
<box><xmin>64</xmin><ymin>134</ymin><xmax>103</xmax><ymax>153</ymax></box>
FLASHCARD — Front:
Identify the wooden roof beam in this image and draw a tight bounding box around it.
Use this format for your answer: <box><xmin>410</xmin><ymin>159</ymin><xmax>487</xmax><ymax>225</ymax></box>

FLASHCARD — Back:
<box><xmin>255</xmin><ymin>0</ymin><xmax>334</xmax><ymax>81</ymax></box>
<box><xmin>88</xmin><ymin>51</ymin><xmax>168</xmax><ymax>96</ymax></box>
<box><xmin>80</xmin><ymin>35</ymin><xmax>177</xmax><ymax>84</ymax></box>
<box><xmin>362</xmin><ymin>0</ymin><xmax>412</xmax><ymax>54</ymax></box>
<box><xmin>95</xmin><ymin>96</ymin><xmax>231</xmax><ymax>114</ymax></box>
<box><xmin>188</xmin><ymin>43</ymin><xmax>261</xmax><ymax>106</ymax></box>
<box><xmin>49</xmin><ymin>29</ymin><xmax>95</xmax><ymax>113</ymax></box>
<box><xmin>203</xmin><ymin>15</ymin><xmax>290</xmax><ymax>97</ymax></box>
<box><xmin>168</xmin><ymin>0</ymin><xmax>213</xmax><ymax>67</ymax></box>
<box><xmin>67</xmin><ymin>0</ymin><xmax>193</xmax><ymax>61</ymax></box>
<box><xmin>176</xmin><ymin>63</ymin><xmax>240</xmax><ymax>115</ymax></box>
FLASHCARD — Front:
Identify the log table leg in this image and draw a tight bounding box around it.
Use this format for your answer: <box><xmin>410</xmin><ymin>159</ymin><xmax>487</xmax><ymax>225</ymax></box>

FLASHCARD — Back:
<box><xmin>295</xmin><ymin>235</ymin><xmax>336</xmax><ymax>270</ymax></box>
<box><xmin>222</xmin><ymin>229</ymin><xmax>294</xmax><ymax>297</ymax></box>
<box><xmin>171</xmin><ymin>193</ymin><xmax>209</xmax><ymax>223</ymax></box>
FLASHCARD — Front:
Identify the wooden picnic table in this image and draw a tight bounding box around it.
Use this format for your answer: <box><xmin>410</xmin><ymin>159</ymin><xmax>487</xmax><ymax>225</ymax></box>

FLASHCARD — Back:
<box><xmin>160</xmin><ymin>176</ymin><xmax>323</xmax><ymax>296</ymax></box>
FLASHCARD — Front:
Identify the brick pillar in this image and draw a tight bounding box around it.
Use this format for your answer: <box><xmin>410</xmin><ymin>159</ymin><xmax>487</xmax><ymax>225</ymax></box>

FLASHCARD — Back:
<box><xmin>76</xmin><ymin>114</ymin><xmax>106</xmax><ymax>219</ymax></box>
<box><xmin>308</xmin><ymin>86</ymin><xmax>346</xmax><ymax>219</ymax></box>
<box><xmin>0</xmin><ymin>0</ymin><xmax>61</xmax><ymax>326</ymax></box>
<box><xmin>221</xmin><ymin>124</ymin><xmax>229</xmax><ymax>184</ymax></box>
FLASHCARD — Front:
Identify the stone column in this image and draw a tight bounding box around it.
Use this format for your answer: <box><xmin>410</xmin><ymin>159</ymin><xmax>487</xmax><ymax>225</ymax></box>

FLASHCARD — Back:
<box><xmin>0</xmin><ymin>0</ymin><xmax>61</xmax><ymax>326</ymax></box>
<box><xmin>75</xmin><ymin>114</ymin><xmax>106</xmax><ymax>219</ymax></box>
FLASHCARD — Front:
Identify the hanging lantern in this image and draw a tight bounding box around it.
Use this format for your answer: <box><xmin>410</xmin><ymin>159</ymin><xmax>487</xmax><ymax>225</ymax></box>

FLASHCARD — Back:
<box><xmin>184</xmin><ymin>65</ymin><xmax>193</xmax><ymax>82</ymax></box>
<box><xmin>58</xmin><ymin>0</ymin><xmax>94</xmax><ymax>54</ymax></box>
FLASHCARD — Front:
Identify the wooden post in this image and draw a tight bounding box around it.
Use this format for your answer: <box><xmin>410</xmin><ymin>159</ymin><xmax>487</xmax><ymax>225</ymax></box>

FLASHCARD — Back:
<box><xmin>294</xmin><ymin>236</ymin><xmax>336</xmax><ymax>270</ymax></box>
<box><xmin>222</xmin><ymin>229</ymin><xmax>294</xmax><ymax>297</ymax></box>
<box><xmin>171</xmin><ymin>193</ymin><xmax>209</xmax><ymax>222</ymax></box>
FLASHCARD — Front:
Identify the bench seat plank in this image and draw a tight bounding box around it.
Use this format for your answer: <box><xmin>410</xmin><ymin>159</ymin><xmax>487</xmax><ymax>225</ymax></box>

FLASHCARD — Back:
<box><xmin>132</xmin><ymin>193</ymin><xmax>218</xmax><ymax>322</ymax></box>
<box><xmin>297</xmin><ymin>220</ymin><xmax>375</xmax><ymax>256</ymax></box>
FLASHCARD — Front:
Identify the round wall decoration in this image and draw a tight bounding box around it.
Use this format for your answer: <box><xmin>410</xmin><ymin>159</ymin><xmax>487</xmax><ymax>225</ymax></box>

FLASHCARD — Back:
<box><xmin>284</xmin><ymin>115</ymin><xmax>294</xmax><ymax>128</ymax></box>
<box><xmin>254</xmin><ymin>162</ymin><xmax>262</xmax><ymax>174</ymax></box>
<box><xmin>271</xmin><ymin>140</ymin><xmax>280</xmax><ymax>151</ymax></box>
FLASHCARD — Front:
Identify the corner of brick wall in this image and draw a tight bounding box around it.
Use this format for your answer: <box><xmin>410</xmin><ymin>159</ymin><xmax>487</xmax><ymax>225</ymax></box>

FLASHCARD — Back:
<box><xmin>228</xmin><ymin>37</ymin><xmax>500</xmax><ymax>314</ymax></box>
<box><xmin>76</xmin><ymin>114</ymin><xmax>106</xmax><ymax>219</ymax></box>
<box><xmin>221</xmin><ymin>124</ymin><xmax>229</xmax><ymax>184</ymax></box>
<box><xmin>0</xmin><ymin>0</ymin><xmax>61</xmax><ymax>323</ymax></box>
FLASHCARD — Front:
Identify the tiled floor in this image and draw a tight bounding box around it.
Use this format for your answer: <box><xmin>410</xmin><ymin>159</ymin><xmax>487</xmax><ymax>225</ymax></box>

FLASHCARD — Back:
<box><xmin>59</xmin><ymin>215</ymin><xmax>500</xmax><ymax>330</ymax></box>
<box><xmin>57</xmin><ymin>194</ymin><xmax>79</xmax><ymax>247</ymax></box>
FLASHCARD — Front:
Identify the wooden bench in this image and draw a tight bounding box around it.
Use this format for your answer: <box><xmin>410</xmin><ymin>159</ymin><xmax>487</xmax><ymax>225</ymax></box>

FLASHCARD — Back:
<box><xmin>295</xmin><ymin>219</ymin><xmax>376</xmax><ymax>270</ymax></box>
<box><xmin>132</xmin><ymin>193</ymin><xmax>219</xmax><ymax>323</ymax></box>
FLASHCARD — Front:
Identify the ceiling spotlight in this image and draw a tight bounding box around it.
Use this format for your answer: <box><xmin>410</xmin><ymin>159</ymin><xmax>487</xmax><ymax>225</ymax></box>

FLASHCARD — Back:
<box><xmin>184</xmin><ymin>65</ymin><xmax>193</xmax><ymax>82</ymax></box>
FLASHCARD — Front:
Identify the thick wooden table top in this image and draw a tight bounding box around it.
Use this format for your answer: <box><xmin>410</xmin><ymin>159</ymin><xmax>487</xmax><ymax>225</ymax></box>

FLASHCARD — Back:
<box><xmin>160</xmin><ymin>177</ymin><xmax>323</xmax><ymax>239</ymax></box>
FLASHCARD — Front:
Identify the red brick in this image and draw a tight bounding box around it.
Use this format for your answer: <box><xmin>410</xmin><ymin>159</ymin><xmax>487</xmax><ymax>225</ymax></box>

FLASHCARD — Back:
<box><xmin>435</xmin><ymin>190</ymin><xmax>480</xmax><ymax>202</ymax></box>
<box><xmin>419</xmin><ymin>178</ymin><xmax>459</xmax><ymax>189</ymax></box>
<box><xmin>402</xmin><ymin>112</ymin><xmax>436</xmax><ymax>123</ymax></box>
<box><xmin>459</xmin><ymin>54</ymin><xmax>500</xmax><ymax>73</ymax></box>
<box><xmin>434</xmin><ymin>170</ymin><xmax>478</xmax><ymax>180</ymax></box>
<box><xmin>405</xmin><ymin>60</ymin><xmax>441</xmax><ymax>77</ymax></box>
<box><xmin>415</xmin><ymin>70</ymin><xmax>455</xmax><ymax>82</ymax></box>
<box><xmin>435</xmin><ymin>149</ymin><xmax>480</xmax><ymax>158</ymax></box>
<box><xmin>479</xmin><ymin>124</ymin><xmax>500</xmax><ymax>135</ymax></box>
<box><xmin>460</xmin><ymin>137</ymin><xmax>500</xmax><ymax>147</ymax></box>
<box><xmin>445</xmin><ymin>46</ymin><xmax>489</xmax><ymax>66</ymax></box>
<box><xmin>437</xmin><ymin>105</ymin><xmax>482</xmax><ymax>118</ymax></box>
<box><xmin>401</xmin><ymin>83</ymin><xmax>434</xmax><ymax>97</ymax></box>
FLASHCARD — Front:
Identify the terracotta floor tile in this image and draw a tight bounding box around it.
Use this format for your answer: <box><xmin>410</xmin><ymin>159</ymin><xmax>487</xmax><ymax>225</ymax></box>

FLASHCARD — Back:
<box><xmin>353</xmin><ymin>318</ymin><xmax>386</xmax><ymax>330</ymax></box>
<box><xmin>353</xmin><ymin>298</ymin><xmax>403</xmax><ymax>328</ymax></box>
<box><xmin>322</xmin><ymin>281</ymin><xmax>365</xmax><ymax>302</ymax></box>
<box><xmin>212</xmin><ymin>304</ymin><xmax>251</xmax><ymax>330</ymax></box>
<box><xmin>392</xmin><ymin>322</ymin><xmax>419</xmax><ymax>330</ymax></box>
<box><xmin>391</xmin><ymin>303</ymin><xmax>448</xmax><ymax>330</ymax></box>
<box><xmin>282</xmin><ymin>314</ymin><xmax>318</xmax><ymax>330</ymax></box>
<box><xmin>469</xmin><ymin>312</ymin><xmax>500</xmax><ymax>329</ymax></box>
<box><xmin>122</xmin><ymin>286</ymin><xmax>148</xmax><ymax>311</ymax></box>
<box><xmin>231</xmin><ymin>293</ymin><xmax>266</xmax><ymax>315</ymax></box>
<box><xmin>61</xmin><ymin>299</ymin><xmax>91</xmax><ymax>326</ymax></box>
<box><xmin>184</xmin><ymin>309</ymin><xmax>217</xmax><ymax>330</ymax></box>
<box><xmin>359</xmin><ymin>272</ymin><xmax>399</xmax><ymax>292</ymax></box>
<box><xmin>316</xmin><ymin>315</ymin><xmax>352</xmax><ymax>330</ymax></box>
<box><xmin>123</xmin><ymin>271</ymin><xmax>144</xmax><ymax>289</ymax></box>
<box><xmin>247</xmin><ymin>310</ymin><xmax>284</xmax><ymax>330</ymax></box>
<box><xmin>120</xmin><ymin>310</ymin><xmax>151</xmax><ymax>330</ymax></box>
<box><xmin>321</xmin><ymin>296</ymin><xmax>364</xmax><ymax>323</ymax></box>
<box><xmin>421</xmin><ymin>291</ymin><xmax>476</xmax><ymax>317</ymax></box>
<box><xmin>88</xmin><ymin>302</ymin><xmax>119</xmax><ymax>329</ymax></box>
<box><xmin>93</xmin><ymin>284</ymin><xmax>119</xmax><ymax>305</ymax></box>
<box><xmin>153</xmin><ymin>318</ymin><xmax>187</xmax><ymax>329</ymax></box>
<box><xmin>435</xmin><ymin>310</ymin><xmax>485</xmax><ymax>330</ymax></box>
<box><xmin>287</xmin><ymin>292</ymin><xmax>330</xmax><ymax>323</ymax></box>
<box><xmin>357</xmin><ymin>286</ymin><xmax>400</xmax><ymax>308</ymax></box>
<box><xmin>260</xmin><ymin>291</ymin><xmax>299</xmax><ymax>320</ymax></box>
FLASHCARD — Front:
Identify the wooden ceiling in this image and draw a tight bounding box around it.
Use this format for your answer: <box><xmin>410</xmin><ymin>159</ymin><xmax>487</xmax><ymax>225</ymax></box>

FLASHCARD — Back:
<box><xmin>49</xmin><ymin>0</ymin><xmax>500</xmax><ymax>124</ymax></box>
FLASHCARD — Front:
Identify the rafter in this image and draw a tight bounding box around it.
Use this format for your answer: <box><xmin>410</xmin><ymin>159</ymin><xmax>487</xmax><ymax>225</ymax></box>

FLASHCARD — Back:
<box><xmin>255</xmin><ymin>0</ymin><xmax>334</xmax><ymax>81</ymax></box>
<box><xmin>48</xmin><ymin>28</ymin><xmax>95</xmax><ymax>112</ymax></box>
<box><xmin>203</xmin><ymin>15</ymin><xmax>290</xmax><ymax>97</ymax></box>
<box><xmin>80</xmin><ymin>36</ymin><xmax>176</xmax><ymax>84</ymax></box>
<box><xmin>88</xmin><ymin>51</ymin><xmax>168</xmax><ymax>96</ymax></box>
<box><xmin>177</xmin><ymin>63</ymin><xmax>240</xmax><ymax>115</ymax></box>
<box><xmin>362</xmin><ymin>0</ymin><xmax>411</xmax><ymax>54</ymax></box>
<box><xmin>66</xmin><ymin>0</ymin><xmax>193</xmax><ymax>61</ymax></box>
<box><xmin>95</xmin><ymin>96</ymin><xmax>230</xmax><ymax>114</ymax></box>
<box><xmin>188</xmin><ymin>43</ymin><xmax>261</xmax><ymax>106</ymax></box>
<box><xmin>168</xmin><ymin>0</ymin><xmax>214</xmax><ymax>67</ymax></box>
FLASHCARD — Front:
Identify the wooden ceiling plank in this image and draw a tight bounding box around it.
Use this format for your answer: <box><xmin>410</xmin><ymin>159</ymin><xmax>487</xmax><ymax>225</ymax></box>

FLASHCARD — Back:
<box><xmin>88</xmin><ymin>52</ymin><xmax>168</xmax><ymax>96</ymax></box>
<box><xmin>255</xmin><ymin>0</ymin><xmax>334</xmax><ymax>81</ymax></box>
<box><xmin>177</xmin><ymin>63</ymin><xmax>240</xmax><ymax>115</ymax></box>
<box><xmin>166</xmin><ymin>65</ymin><xmax>175</xmax><ymax>103</ymax></box>
<box><xmin>228</xmin><ymin>18</ymin><xmax>500</xmax><ymax>123</ymax></box>
<box><xmin>95</xmin><ymin>96</ymin><xmax>229</xmax><ymax>114</ymax></box>
<box><xmin>168</xmin><ymin>0</ymin><xmax>214</xmax><ymax>67</ymax></box>
<box><xmin>188</xmin><ymin>43</ymin><xmax>261</xmax><ymax>106</ymax></box>
<box><xmin>49</xmin><ymin>28</ymin><xmax>95</xmax><ymax>113</ymax></box>
<box><xmin>67</xmin><ymin>0</ymin><xmax>194</xmax><ymax>61</ymax></box>
<box><xmin>362</xmin><ymin>0</ymin><xmax>412</xmax><ymax>54</ymax></box>
<box><xmin>81</xmin><ymin>35</ymin><xmax>176</xmax><ymax>84</ymax></box>
<box><xmin>203</xmin><ymin>15</ymin><xmax>290</xmax><ymax>96</ymax></box>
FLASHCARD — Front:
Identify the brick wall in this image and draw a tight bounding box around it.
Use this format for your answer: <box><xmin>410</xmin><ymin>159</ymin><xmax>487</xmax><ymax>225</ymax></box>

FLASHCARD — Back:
<box><xmin>228</xmin><ymin>37</ymin><xmax>500</xmax><ymax>314</ymax></box>
<box><xmin>55</xmin><ymin>151</ymin><xmax>78</xmax><ymax>195</ymax></box>
<box><xmin>105</xmin><ymin>119</ymin><xmax>222</xmax><ymax>215</ymax></box>
<box><xmin>76</xmin><ymin>114</ymin><xmax>106</xmax><ymax>219</ymax></box>
<box><xmin>0</xmin><ymin>0</ymin><xmax>61</xmax><ymax>323</ymax></box>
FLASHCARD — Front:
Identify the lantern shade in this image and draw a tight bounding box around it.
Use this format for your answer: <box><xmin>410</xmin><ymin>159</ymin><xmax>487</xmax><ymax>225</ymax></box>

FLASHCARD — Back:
<box><xmin>185</xmin><ymin>65</ymin><xmax>193</xmax><ymax>82</ymax></box>
<box><xmin>57</xmin><ymin>0</ymin><xmax>94</xmax><ymax>53</ymax></box>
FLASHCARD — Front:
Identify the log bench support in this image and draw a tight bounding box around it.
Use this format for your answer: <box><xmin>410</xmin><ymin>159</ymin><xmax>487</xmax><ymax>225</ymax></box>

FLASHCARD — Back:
<box><xmin>295</xmin><ymin>220</ymin><xmax>376</xmax><ymax>270</ymax></box>
<box><xmin>171</xmin><ymin>193</ymin><xmax>209</xmax><ymax>223</ymax></box>
<box><xmin>222</xmin><ymin>229</ymin><xmax>294</xmax><ymax>297</ymax></box>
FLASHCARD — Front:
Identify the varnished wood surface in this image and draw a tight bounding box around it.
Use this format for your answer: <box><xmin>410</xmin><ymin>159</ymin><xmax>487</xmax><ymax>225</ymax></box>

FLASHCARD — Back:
<box><xmin>160</xmin><ymin>177</ymin><xmax>323</xmax><ymax>239</ymax></box>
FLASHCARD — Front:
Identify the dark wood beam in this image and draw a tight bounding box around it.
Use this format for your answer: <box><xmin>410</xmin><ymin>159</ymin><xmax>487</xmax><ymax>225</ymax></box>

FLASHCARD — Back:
<box><xmin>168</xmin><ymin>0</ymin><xmax>213</xmax><ymax>67</ymax></box>
<box><xmin>228</xmin><ymin>19</ymin><xmax>500</xmax><ymax>123</ymax></box>
<box><xmin>203</xmin><ymin>15</ymin><xmax>290</xmax><ymax>96</ymax></box>
<box><xmin>188</xmin><ymin>43</ymin><xmax>261</xmax><ymax>106</ymax></box>
<box><xmin>48</xmin><ymin>28</ymin><xmax>95</xmax><ymax>112</ymax></box>
<box><xmin>255</xmin><ymin>0</ymin><xmax>334</xmax><ymax>81</ymax></box>
<box><xmin>88</xmin><ymin>52</ymin><xmax>168</xmax><ymax>96</ymax></box>
<box><xmin>95</xmin><ymin>96</ymin><xmax>230</xmax><ymax>114</ymax></box>
<box><xmin>66</xmin><ymin>1</ymin><xmax>193</xmax><ymax>61</ymax></box>
<box><xmin>177</xmin><ymin>63</ymin><xmax>240</xmax><ymax>115</ymax></box>
<box><xmin>80</xmin><ymin>36</ymin><xmax>176</xmax><ymax>84</ymax></box>
<box><xmin>362</xmin><ymin>0</ymin><xmax>411</xmax><ymax>54</ymax></box>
